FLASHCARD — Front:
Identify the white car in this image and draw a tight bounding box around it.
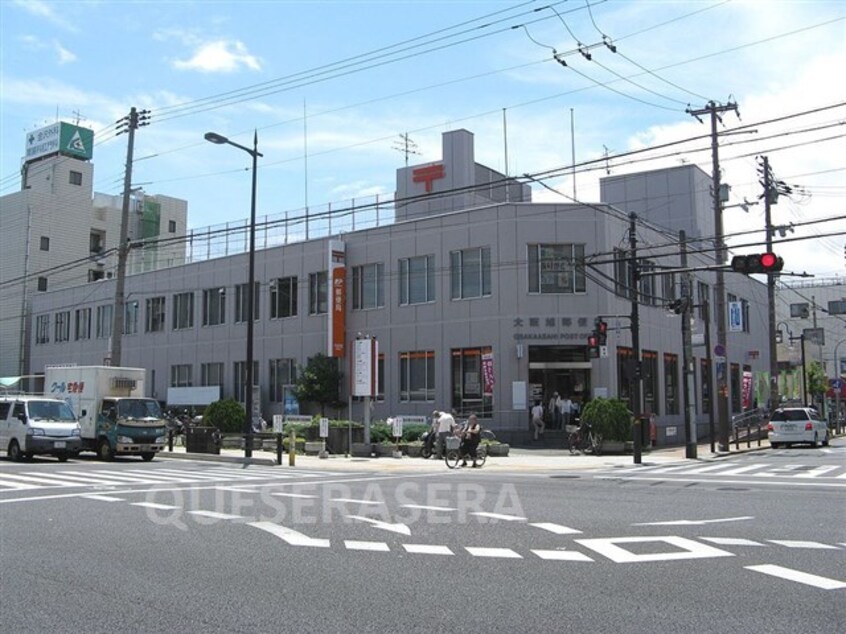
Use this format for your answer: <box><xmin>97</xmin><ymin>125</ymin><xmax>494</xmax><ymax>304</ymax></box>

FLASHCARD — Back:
<box><xmin>768</xmin><ymin>407</ymin><xmax>830</xmax><ymax>448</ymax></box>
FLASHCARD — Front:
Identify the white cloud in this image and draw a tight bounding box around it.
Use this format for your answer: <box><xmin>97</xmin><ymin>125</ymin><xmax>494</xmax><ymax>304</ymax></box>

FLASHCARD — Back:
<box><xmin>12</xmin><ymin>0</ymin><xmax>77</xmax><ymax>33</ymax></box>
<box><xmin>172</xmin><ymin>40</ymin><xmax>261</xmax><ymax>73</ymax></box>
<box><xmin>54</xmin><ymin>41</ymin><xmax>76</xmax><ymax>64</ymax></box>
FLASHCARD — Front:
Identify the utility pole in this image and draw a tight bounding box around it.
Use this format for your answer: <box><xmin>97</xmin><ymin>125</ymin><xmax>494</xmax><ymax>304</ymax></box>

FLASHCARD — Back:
<box><xmin>760</xmin><ymin>156</ymin><xmax>780</xmax><ymax>413</ymax></box>
<box><xmin>679</xmin><ymin>231</ymin><xmax>697</xmax><ymax>459</ymax></box>
<box><xmin>687</xmin><ymin>100</ymin><xmax>738</xmax><ymax>451</ymax></box>
<box><xmin>629</xmin><ymin>213</ymin><xmax>643</xmax><ymax>464</ymax></box>
<box><xmin>111</xmin><ymin>107</ymin><xmax>150</xmax><ymax>366</ymax></box>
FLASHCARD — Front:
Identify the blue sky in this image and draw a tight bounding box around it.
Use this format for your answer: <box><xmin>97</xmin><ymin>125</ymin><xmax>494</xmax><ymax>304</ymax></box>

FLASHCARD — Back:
<box><xmin>1</xmin><ymin>0</ymin><xmax>844</xmax><ymax>277</ymax></box>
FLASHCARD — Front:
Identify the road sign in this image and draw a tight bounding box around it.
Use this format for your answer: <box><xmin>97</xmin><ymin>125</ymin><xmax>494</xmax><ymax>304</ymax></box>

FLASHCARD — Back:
<box><xmin>319</xmin><ymin>417</ymin><xmax>329</xmax><ymax>438</ymax></box>
<box><xmin>272</xmin><ymin>414</ymin><xmax>283</xmax><ymax>433</ymax></box>
<box><xmin>392</xmin><ymin>416</ymin><xmax>404</xmax><ymax>438</ymax></box>
<box><xmin>714</xmin><ymin>344</ymin><xmax>725</xmax><ymax>357</ymax></box>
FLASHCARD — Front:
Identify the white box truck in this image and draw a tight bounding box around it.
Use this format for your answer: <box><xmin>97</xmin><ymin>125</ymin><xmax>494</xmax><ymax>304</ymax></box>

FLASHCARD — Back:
<box><xmin>45</xmin><ymin>365</ymin><xmax>167</xmax><ymax>461</ymax></box>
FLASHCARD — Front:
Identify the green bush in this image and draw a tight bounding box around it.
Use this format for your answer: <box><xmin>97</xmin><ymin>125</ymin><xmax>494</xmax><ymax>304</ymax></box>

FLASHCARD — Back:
<box><xmin>401</xmin><ymin>423</ymin><xmax>429</xmax><ymax>442</ymax></box>
<box><xmin>369</xmin><ymin>422</ymin><xmax>393</xmax><ymax>443</ymax></box>
<box><xmin>581</xmin><ymin>398</ymin><xmax>632</xmax><ymax>442</ymax></box>
<box><xmin>203</xmin><ymin>399</ymin><xmax>245</xmax><ymax>433</ymax></box>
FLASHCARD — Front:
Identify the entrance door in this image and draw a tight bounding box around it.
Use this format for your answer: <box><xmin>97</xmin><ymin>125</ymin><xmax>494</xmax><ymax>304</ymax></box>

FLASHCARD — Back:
<box><xmin>528</xmin><ymin>345</ymin><xmax>591</xmax><ymax>429</ymax></box>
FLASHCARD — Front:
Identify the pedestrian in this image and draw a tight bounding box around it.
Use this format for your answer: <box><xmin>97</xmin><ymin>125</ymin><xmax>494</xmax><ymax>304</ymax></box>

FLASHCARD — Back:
<box><xmin>531</xmin><ymin>401</ymin><xmax>545</xmax><ymax>440</ymax></box>
<box><xmin>548</xmin><ymin>392</ymin><xmax>561</xmax><ymax>429</ymax></box>
<box><xmin>432</xmin><ymin>410</ymin><xmax>456</xmax><ymax>459</ymax></box>
<box><xmin>560</xmin><ymin>395</ymin><xmax>573</xmax><ymax>428</ymax></box>
<box><xmin>460</xmin><ymin>414</ymin><xmax>482</xmax><ymax>466</ymax></box>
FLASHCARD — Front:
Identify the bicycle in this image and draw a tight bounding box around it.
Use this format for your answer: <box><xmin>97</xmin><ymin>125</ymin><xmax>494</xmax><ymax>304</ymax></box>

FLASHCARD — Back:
<box><xmin>567</xmin><ymin>422</ymin><xmax>603</xmax><ymax>455</ymax></box>
<box><xmin>444</xmin><ymin>435</ymin><xmax>487</xmax><ymax>469</ymax></box>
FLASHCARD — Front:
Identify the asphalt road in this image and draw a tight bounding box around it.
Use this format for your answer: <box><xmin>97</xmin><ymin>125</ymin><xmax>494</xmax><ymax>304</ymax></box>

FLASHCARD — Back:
<box><xmin>1</xmin><ymin>443</ymin><xmax>844</xmax><ymax>633</ymax></box>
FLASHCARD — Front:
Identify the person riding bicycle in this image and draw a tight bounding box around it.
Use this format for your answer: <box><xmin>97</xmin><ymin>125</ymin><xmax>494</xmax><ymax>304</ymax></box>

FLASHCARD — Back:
<box><xmin>459</xmin><ymin>414</ymin><xmax>481</xmax><ymax>466</ymax></box>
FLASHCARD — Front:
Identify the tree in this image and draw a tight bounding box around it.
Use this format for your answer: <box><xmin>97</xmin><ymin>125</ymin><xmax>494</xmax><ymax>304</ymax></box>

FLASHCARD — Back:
<box><xmin>806</xmin><ymin>361</ymin><xmax>828</xmax><ymax>406</ymax></box>
<box><xmin>203</xmin><ymin>398</ymin><xmax>245</xmax><ymax>433</ymax></box>
<box><xmin>293</xmin><ymin>353</ymin><xmax>342</xmax><ymax>415</ymax></box>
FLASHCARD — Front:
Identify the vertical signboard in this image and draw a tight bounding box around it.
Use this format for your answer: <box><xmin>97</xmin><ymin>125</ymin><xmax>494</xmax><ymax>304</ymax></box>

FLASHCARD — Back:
<box><xmin>352</xmin><ymin>337</ymin><xmax>378</xmax><ymax>397</ymax></box>
<box><xmin>328</xmin><ymin>240</ymin><xmax>346</xmax><ymax>357</ymax></box>
<box><xmin>728</xmin><ymin>301</ymin><xmax>743</xmax><ymax>332</ymax></box>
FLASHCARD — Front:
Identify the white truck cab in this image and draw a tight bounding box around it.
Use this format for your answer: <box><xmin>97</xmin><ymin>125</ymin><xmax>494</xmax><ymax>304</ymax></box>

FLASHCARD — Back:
<box><xmin>0</xmin><ymin>395</ymin><xmax>82</xmax><ymax>461</ymax></box>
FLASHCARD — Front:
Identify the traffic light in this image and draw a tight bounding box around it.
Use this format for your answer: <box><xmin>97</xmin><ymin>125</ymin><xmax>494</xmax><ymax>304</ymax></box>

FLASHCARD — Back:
<box><xmin>730</xmin><ymin>252</ymin><xmax>784</xmax><ymax>274</ymax></box>
<box><xmin>587</xmin><ymin>333</ymin><xmax>599</xmax><ymax>359</ymax></box>
<box><xmin>594</xmin><ymin>318</ymin><xmax>608</xmax><ymax>345</ymax></box>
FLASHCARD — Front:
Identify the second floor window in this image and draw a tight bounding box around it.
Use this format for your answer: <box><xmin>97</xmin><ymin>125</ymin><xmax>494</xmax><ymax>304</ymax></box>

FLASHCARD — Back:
<box><xmin>352</xmin><ymin>263</ymin><xmax>384</xmax><ymax>310</ymax></box>
<box><xmin>55</xmin><ymin>310</ymin><xmax>70</xmax><ymax>342</ymax></box>
<box><xmin>309</xmin><ymin>271</ymin><xmax>328</xmax><ymax>315</ymax></box>
<box><xmin>75</xmin><ymin>308</ymin><xmax>91</xmax><ymax>340</ymax></box>
<box><xmin>96</xmin><ymin>304</ymin><xmax>113</xmax><ymax>339</ymax></box>
<box><xmin>202</xmin><ymin>288</ymin><xmax>226</xmax><ymax>326</ymax></box>
<box><xmin>400</xmin><ymin>255</ymin><xmax>435</xmax><ymax>305</ymax></box>
<box><xmin>124</xmin><ymin>300</ymin><xmax>139</xmax><ymax>335</ymax></box>
<box><xmin>146</xmin><ymin>297</ymin><xmax>166</xmax><ymax>333</ymax></box>
<box><xmin>235</xmin><ymin>282</ymin><xmax>260</xmax><ymax>323</ymax></box>
<box><xmin>451</xmin><ymin>247</ymin><xmax>491</xmax><ymax>300</ymax></box>
<box><xmin>270</xmin><ymin>277</ymin><xmax>298</xmax><ymax>319</ymax></box>
<box><xmin>528</xmin><ymin>244</ymin><xmax>585</xmax><ymax>294</ymax></box>
<box><xmin>172</xmin><ymin>292</ymin><xmax>194</xmax><ymax>330</ymax></box>
<box><xmin>36</xmin><ymin>314</ymin><xmax>50</xmax><ymax>344</ymax></box>
<box><xmin>170</xmin><ymin>364</ymin><xmax>193</xmax><ymax>387</ymax></box>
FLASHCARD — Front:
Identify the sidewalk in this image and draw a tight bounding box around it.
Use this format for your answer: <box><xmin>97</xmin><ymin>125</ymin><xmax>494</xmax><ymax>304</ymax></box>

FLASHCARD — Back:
<box><xmin>156</xmin><ymin>439</ymin><xmax>771</xmax><ymax>473</ymax></box>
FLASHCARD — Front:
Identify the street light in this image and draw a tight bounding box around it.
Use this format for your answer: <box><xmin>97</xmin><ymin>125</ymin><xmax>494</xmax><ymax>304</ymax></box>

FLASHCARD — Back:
<box><xmin>205</xmin><ymin>130</ymin><xmax>263</xmax><ymax>458</ymax></box>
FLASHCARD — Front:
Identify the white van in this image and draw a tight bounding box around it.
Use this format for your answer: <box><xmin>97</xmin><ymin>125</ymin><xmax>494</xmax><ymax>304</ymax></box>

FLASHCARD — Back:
<box><xmin>0</xmin><ymin>395</ymin><xmax>82</xmax><ymax>462</ymax></box>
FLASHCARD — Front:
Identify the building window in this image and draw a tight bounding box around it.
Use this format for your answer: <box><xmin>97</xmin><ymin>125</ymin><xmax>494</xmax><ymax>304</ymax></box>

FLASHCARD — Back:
<box><xmin>233</xmin><ymin>361</ymin><xmax>259</xmax><ymax>403</ymax></box>
<box><xmin>170</xmin><ymin>365</ymin><xmax>193</xmax><ymax>387</ymax></box>
<box><xmin>88</xmin><ymin>269</ymin><xmax>105</xmax><ymax>282</ymax></box>
<box><xmin>74</xmin><ymin>308</ymin><xmax>91</xmax><ymax>341</ymax></box>
<box><xmin>789</xmin><ymin>302</ymin><xmax>809</xmax><ymax>319</ymax></box>
<box><xmin>235</xmin><ymin>282</ymin><xmax>260</xmax><ymax>323</ymax></box>
<box><xmin>664</xmin><ymin>353</ymin><xmax>679</xmax><ymax>415</ymax></box>
<box><xmin>36</xmin><ymin>314</ymin><xmax>50</xmax><ymax>344</ymax></box>
<box><xmin>168</xmin><ymin>220</ymin><xmax>177</xmax><ymax>233</ymax></box>
<box><xmin>730</xmin><ymin>363</ymin><xmax>741</xmax><ymax>413</ymax></box>
<box><xmin>697</xmin><ymin>281</ymin><xmax>710</xmax><ymax>322</ymax></box>
<box><xmin>352</xmin><ymin>263</ymin><xmax>384</xmax><ymax>310</ymax></box>
<box><xmin>54</xmin><ymin>310</ymin><xmax>70</xmax><ymax>342</ymax></box>
<box><xmin>124</xmin><ymin>300</ymin><xmax>139</xmax><ymax>335</ymax></box>
<box><xmin>662</xmin><ymin>272</ymin><xmax>676</xmax><ymax>304</ymax></box>
<box><xmin>269</xmin><ymin>358</ymin><xmax>297</xmax><ymax>402</ymax></box>
<box><xmin>451</xmin><ymin>347</ymin><xmax>493</xmax><ymax>418</ymax></box>
<box><xmin>741</xmin><ymin>298</ymin><xmax>750</xmax><ymax>333</ymax></box>
<box><xmin>40</xmin><ymin>236</ymin><xmax>50</xmax><ymax>251</ymax></box>
<box><xmin>201</xmin><ymin>363</ymin><xmax>224</xmax><ymax>387</ymax></box>
<box><xmin>616</xmin><ymin>346</ymin><xmax>633</xmax><ymax>410</ymax></box>
<box><xmin>528</xmin><ymin>244</ymin><xmax>585</xmax><ymax>295</ymax></box>
<box><xmin>172</xmin><ymin>292</ymin><xmax>194</xmax><ymax>330</ymax></box>
<box><xmin>638</xmin><ymin>260</ymin><xmax>659</xmax><ymax>306</ymax></box>
<box><xmin>69</xmin><ymin>170</ymin><xmax>82</xmax><ymax>186</ymax></box>
<box><xmin>270</xmin><ymin>277</ymin><xmax>297</xmax><ymax>319</ymax></box>
<box><xmin>399</xmin><ymin>255</ymin><xmax>435</xmax><ymax>305</ymax></box>
<box><xmin>700</xmin><ymin>358</ymin><xmax>712</xmax><ymax>415</ymax></box>
<box><xmin>202</xmin><ymin>288</ymin><xmax>226</xmax><ymax>326</ymax></box>
<box><xmin>89</xmin><ymin>231</ymin><xmax>104</xmax><ymax>254</ymax></box>
<box><xmin>451</xmin><ymin>246</ymin><xmax>491</xmax><ymax>299</ymax></box>
<box><xmin>399</xmin><ymin>351</ymin><xmax>434</xmax><ymax>402</ymax></box>
<box><xmin>614</xmin><ymin>248</ymin><xmax>633</xmax><ymax>300</ymax></box>
<box><xmin>309</xmin><ymin>271</ymin><xmax>328</xmax><ymax>315</ymax></box>
<box><xmin>145</xmin><ymin>296</ymin><xmax>166</xmax><ymax>333</ymax></box>
<box><xmin>96</xmin><ymin>305</ymin><xmax>113</xmax><ymax>339</ymax></box>
<box><xmin>37</xmin><ymin>277</ymin><xmax>48</xmax><ymax>292</ymax></box>
<box><xmin>642</xmin><ymin>350</ymin><xmax>659</xmax><ymax>415</ymax></box>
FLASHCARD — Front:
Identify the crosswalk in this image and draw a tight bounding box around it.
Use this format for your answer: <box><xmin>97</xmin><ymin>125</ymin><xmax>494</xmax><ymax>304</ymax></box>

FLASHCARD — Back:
<box><xmin>605</xmin><ymin>460</ymin><xmax>846</xmax><ymax>480</ymax></box>
<box><xmin>0</xmin><ymin>465</ymin><xmax>343</xmax><ymax>491</ymax></box>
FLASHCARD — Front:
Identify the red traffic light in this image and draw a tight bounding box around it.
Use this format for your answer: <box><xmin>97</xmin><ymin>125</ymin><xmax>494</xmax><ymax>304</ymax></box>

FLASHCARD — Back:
<box><xmin>587</xmin><ymin>335</ymin><xmax>598</xmax><ymax>347</ymax></box>
<box><xmin>730</xmin><ymin>252</ymin><xmax>783</xmax><ymax>274</ymax></box>
<box><xmin>760</xmin><ymin>252</ymin><xmax>778</xmax><ymax>270</ymax></box>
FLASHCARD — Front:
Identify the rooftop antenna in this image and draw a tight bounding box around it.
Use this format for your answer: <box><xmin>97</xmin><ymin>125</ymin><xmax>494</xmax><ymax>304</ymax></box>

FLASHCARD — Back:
<box><xmin>392</xmin><ymin>133</ymin><xmax>420</xmax><ymax>167</ymax></box>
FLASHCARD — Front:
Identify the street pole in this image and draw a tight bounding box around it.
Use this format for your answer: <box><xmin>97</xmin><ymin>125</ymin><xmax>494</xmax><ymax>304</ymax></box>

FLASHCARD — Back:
<box><xmin>703</xmin><ymin>299</ymin><xmax>715</xmax><ymax>453</ymax></box>
<box><xmin>680</xmin><ymin>231</ymin><xmax>696</xmax><ymax>459</ymax></box>
<box><xmin>761</xmin><ymin>156</ymin><xmax>780</xmax><ymax>414</ymax></box>
<box><xmin>111</xmin><ymin>107</ymin><xmax>150</xmax><ymax>366</ymax></box>
<box><xmin>800</xmin><ymin>334</ymin><xmax>808</xmax><ymax>407</ymax></box>
<box><xmin>687</xmin><ymin>100</ymin><xmax>739</xmax><ymax>452</ymax></box>
<box><xmin>205</xmin><ymin>130</ymin><xmax>263</xmax><ymax>458</ymax></box>
<box><xmin>834</xmin><ymin>339</ymin><xmax>846</xmax><ymax>434</ymax></box>
<box><xmin>629</xmin><ymin>213</ymin><xmax>643</xmax><ymax>464</ymax></box>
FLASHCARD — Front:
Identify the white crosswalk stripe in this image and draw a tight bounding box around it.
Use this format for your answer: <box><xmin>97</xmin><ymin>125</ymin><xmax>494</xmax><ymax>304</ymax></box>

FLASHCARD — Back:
<box><xmin>608</xmin><ymin>461</ymin><xmax>846</xmax><ymax>480</ymax></box>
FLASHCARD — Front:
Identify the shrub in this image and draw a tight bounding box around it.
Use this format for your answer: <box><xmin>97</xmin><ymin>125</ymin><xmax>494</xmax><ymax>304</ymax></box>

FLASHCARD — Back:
<box><xmin>401</xmin><ymin>423</ymin><xmax>429</xmax><ymax>442</ymax></box>
<box><xmin>203</xmin><ymin>399</ymin><xmax>245</xmax><ymax>433</ymax></box>
<box><xmin>369</xmin><ymin>422</ymin><xmax>393</xmax><ymax>443</ymax></box>
<box><xmin>581</xmin><ymin>398</ymin><xmax>632</xmax><ymax>442</ymax></box>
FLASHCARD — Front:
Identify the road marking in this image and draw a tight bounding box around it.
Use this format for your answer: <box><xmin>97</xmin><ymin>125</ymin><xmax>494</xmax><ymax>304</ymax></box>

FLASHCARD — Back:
<box><xmin>187</xmin><ymin>510</ymin><xmax>244</xmax><ymax>520</ymax></box>
<box><xmin>346</xmin><ymin>515</ymin><xmax>411</xmax><ymax>536</ymax></box>
<box><xmin>634</xmin><ymin>516</ymin><xmax>753</xmax><ymax>527</ymax></box>
<box><xmin>403</xmin><ymin>544</ymin><xmax>453</xmax><ymax>555</ymax></box>
<box><xmin>576</xmin><ymin>536</ymin><xmax>735</xmax><ymax>563</ymax></box>
<box><xmin>272</xmin><ymin>492</ymin><xmax>316</xmax><ymax>499</ymax></box>
<box><xmin>466</xmin><ymin>547</ymin><xmax>522</xmax><ymax>559</ymax></box>
<box><xmin>745</xmin><ymin>565</ymin><xmax>846</xmax><ymax>590</ymax></box>
<box><xmin>470</xmin><ymin>512</ymin><xmax>527</xmax><ymax>521</ymax></box>
<box><xmin>131</xmin><ymin>502</ymin><xmax>180</xmax><ymax>510</ymax></box>
<box><xmin>530</xmin><ymin>522</ymin><xmax>582</xmax><ymax>535</ymax></box>
<box><xmin>345</xmin><ymin>540</ymin><xmax>390</xmax><ymax>552</ymax></box>
<box><xmin>248</xmin><ymin>521</ymin><xmax>330</xmax><ymax>548</ymax></box>
<box><xmin>700</xmin><ymin>537</ymin><xmax>766</xmax><ymax>547</ymax></box>
<box><xmin>80</xmin><ymin>494</ymin><xmax>124</xmax><ymax>502</ymax></box>
<box><xmin>683</xmin><ymin>464</ymin><xmax>741</xmax><ymax>475</ymax></box>
<box><xmin>332</xmin><ymin>498</ymin><xmax>383</xmax><ymax>505</ymax></box>
<box><xmin>532</xmin><ymin>549</ymin><xmax>593</xmax><ymax>561</ymax></box>
<box><xmin>0</xmin><ymin>477</ymin><xmax>39</xmax><ymax>490</ymax></box>
<box><xmin>713</xmin><ymin>464</ymin><xmax>770</xmax><ymax>476</ymax></box>
<box><xmin>767</xmin><ymin>540</ymin><xmax>841</xmax><ymax>550</ymax></box>
<box><xmin>595</xmin><ymin>475</ymin><xmax>846</xmax><ymax>488</ymax></box>
<box><xmin>794</xmin><ymin>465</ymin><xmax>841</xmax><ymax>478</ymax></box>
<box><xmin>401</xmin><ymin>504</ymin><xmax>456</xmax><ymax>512</ymax></box>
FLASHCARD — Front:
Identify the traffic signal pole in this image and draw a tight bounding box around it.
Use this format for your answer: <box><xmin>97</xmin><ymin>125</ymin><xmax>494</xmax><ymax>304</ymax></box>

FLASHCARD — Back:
<box><xmin>761</xmin><ymin>156</ymin><xmax>780</xmax><ymax>413</ymax></box>
<box><xmin>680</xmin><ymin>231</ymin><xmax>697</xmax><ymax>459</ymax></box>
<box><xmin>629</xmin><ymin>213</ymin><xmax>643</xmax><ymax>464</ymax></box>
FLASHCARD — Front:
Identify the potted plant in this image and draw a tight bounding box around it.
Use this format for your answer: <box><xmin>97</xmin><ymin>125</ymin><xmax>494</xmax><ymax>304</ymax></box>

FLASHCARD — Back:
<box><xmin>405</xmin><ymin>441</ymin><xmax>423</xmax><ymax>458</ymax></box>
<box><xmin>580</xmin><ymin>398</ymin><xmax>632</xmax><ymax>453</ymax></box>
<box><xmin>482</xmin><ymin>439</ymin><xmax>509</xmax><ymax>457</ymax></box>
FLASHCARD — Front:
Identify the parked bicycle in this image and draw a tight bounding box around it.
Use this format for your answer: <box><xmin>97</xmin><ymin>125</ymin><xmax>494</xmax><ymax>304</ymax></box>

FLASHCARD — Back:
<box><xmin>444</xmin><ymin>435</ymin><xmax>487</xmax><ymax>469</ymax></box>
<box><xmin>568</xmin><ymin>422</ymin><xmax>603</xmax><ymax>455</ymax></box>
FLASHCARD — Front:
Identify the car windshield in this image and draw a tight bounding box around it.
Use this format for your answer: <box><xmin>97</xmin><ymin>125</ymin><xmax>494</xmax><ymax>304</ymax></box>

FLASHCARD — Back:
<box><xmin>770</xmin><ymin>409</ymin><xmax>809</xmax><ymax>422</ymax></box>
<box><xmin>27</xmin><ymin>400</ymin><xmax>76</xmax><ymax>422</ymax></box>
<box><xmin>117</xmin><ymin>399</ymin><xmax>162</xmax><ymax>419</ymax></box>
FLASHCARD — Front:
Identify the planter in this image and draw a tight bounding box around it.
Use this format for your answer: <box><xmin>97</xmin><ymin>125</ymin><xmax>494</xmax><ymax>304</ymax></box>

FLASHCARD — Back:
<box><xmin>304</xmin><ymin>441</ymin><xmax>324</xmax><ymax>455</ymax></box>
<box><xmin>406</xmin><ymin>444</ymin><xmax>423</xmax><ymax>458</ymax></box>
<box><xmin>485</xmin><ymin>443</ymin><xmax>510</xmax><ymax>457</ymax></box>
<box><xmin>601</xmin><ymin>440</ymin><xmax>626</xmax><ymax>454</ymax></box>
<box><xmin>376</xmin><ymin>443</ymin><xmax>398</xmax><ymax>457</ymax></box>
<box><xmin>350</xmin><ymin>442</ymin><xmax>373</xmax><ymax>458</ymax></box>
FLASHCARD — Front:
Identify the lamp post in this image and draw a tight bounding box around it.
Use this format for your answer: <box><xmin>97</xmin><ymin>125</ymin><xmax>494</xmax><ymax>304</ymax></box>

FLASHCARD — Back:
<box><xmin>205</xmin><ymin>130</ymin><xmax>263</xmax><ymax>458</ymax></box>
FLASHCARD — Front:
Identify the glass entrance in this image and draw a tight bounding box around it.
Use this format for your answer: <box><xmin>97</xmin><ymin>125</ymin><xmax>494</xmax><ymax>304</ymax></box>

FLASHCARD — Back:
<box><xmin>527</xmin><ymin>345</ymin><xmax>591</xmax><ymax>429</ymax></box>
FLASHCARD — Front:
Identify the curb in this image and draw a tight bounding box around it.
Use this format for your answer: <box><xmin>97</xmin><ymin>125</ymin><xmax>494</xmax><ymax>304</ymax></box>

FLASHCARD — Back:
<box><xmin>157</xmin><ymin>451</ymin><xmax>277</xmax><ymax>467</ymax></box>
